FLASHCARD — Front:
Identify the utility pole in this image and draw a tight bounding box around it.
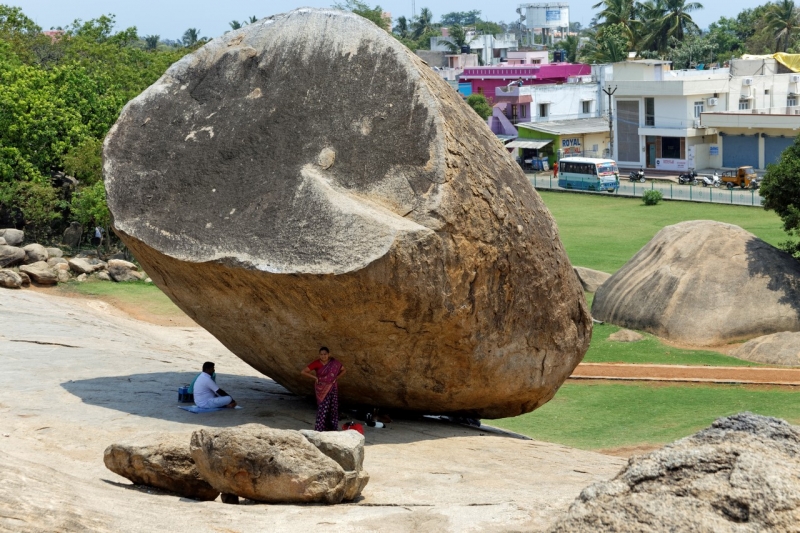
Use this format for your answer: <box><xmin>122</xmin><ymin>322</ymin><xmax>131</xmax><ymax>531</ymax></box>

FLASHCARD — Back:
<box><xmin>603</xmin><ymin>85</ymin><xmax>617</xmax><ymax>159</ymax></box>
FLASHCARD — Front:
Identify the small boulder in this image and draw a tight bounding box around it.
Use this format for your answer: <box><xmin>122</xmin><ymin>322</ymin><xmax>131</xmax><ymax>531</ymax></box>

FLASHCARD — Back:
<box><xmin>47</xmin><ymin>257</ymin><xmax>68</xmax><ymax>267</ymax></box>
<box><xmin>95</xmin><ymin>271</ymin><xmax>112</xmax><ymax>281</ymax></box>
<box><xmin>0</xmin><ymin>237</ymin><xmax>5</xmax><ymax>245</ymax></box>
<box><xmin>299</xmin><ymin>429</ymin><xmax>364</xmax><ymax>472</ymax></box>
<box><xmin>104</xmin><ymin>436</ymin><xmax>220</xmax><ymax>501</ymax></box>
<box><xmin>0</xmin><ymin>269</ymin><xmax>22</xmax><ymax>289</ymax></box>
<box><xmin>56</xmin><ymin>270</ymin><xmax>71</xmax><ymax>283</ymax></box>
<box><xmin>0</xmin><ymin>245</ymin><xmax>25</xmax><ymax>268</ymax></box>
<box><xmin>0</xmin><ymin>228</ymin><xmax>23</xmax><ymax>246</ymax></box>
<box><xmin>343</xmin><ymin>470</ymin><xmax>370</xmax><ymax>501</ymax></box>
<box><xmin>45</xmin><ymin>247</ymin><xmax>63</xmax><ymax>258</ymax></box>
<box><xmin>68</xmin><ymin>257</ymin><xmax>104</xmax><ymax>275</ymax></box>
<box><xmin>732</xmin><ymin>331</ymin><xmax>800</xmax><ymax>367</ymax></box>
<box><xmin>573</xmin><ymin>267</ymin><xmax>612</xmax><ymax>293</ymax></box>
<box><xmin>17</xmin><ymin>271</ymin><xmax>30</xmax><ymax>286</ymax></box>
<box><xmin>62</xmin><ymin>222</ymin><xmax>82</xmax><ymax>248</ymax></box>
<box><xmin>607</xmin><ymin>329</ymin><xmax>644</xmax><ymax>343</ymax></box>
<box><xmin>76</xmin><ymin>273</ymin><xmax>87</xmax><ymax>282</ymax></box>
<box><xmin>108</xmin><ymin>265</ymin><xmax>143</xmax><ymax>282</ymax></box>
<box><xmin>107</xmin><ymin>259</ymin><xmax>137</xmax><ymax>271</ymax></box>
<box><xmin>549</xmin><ymin>413</ymin><xmax>800</xmax><ymax>533</ymax></box>
<box><xmin>19</xmin><ymin>262</ymin><xmax>57</xmax><ymax>285</ymax></box>
<box><xmin>22</xmin><ymin>244</ymin><xmax>48</xmax><ymax>264</ymax></box>
<box><xmin>190</xmin><ymin>425</ymin><xmax>347</xmax><ymax>504</ymax></box>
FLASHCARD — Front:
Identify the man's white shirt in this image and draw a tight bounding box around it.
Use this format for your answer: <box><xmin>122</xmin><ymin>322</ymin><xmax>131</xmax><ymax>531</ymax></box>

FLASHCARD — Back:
<box><xmin>194</xmin><ymin>372</ymin><xmax>220</xmax><ymax>407</ymax></box>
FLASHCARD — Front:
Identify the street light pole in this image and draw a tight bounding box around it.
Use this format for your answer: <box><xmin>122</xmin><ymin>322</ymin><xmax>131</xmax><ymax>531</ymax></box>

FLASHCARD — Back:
<box><xmin>603</xmin><ymin>85</ymin><xmax>617</xmax><ymax>159</ymax></box>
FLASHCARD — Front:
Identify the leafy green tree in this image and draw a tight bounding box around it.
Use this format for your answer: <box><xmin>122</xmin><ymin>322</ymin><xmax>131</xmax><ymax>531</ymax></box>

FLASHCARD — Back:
<box><xmin>63</xmin><ymin>138</ymin><xmax>103</xmax><ymax>185</ymax></box>
<box><xmin>248</xmin><ymin>16</ymin><xmax>258</xmax><ymax>24</ymax></box>
<box><xmin>70</xmin><ymin>180</ymin><xmax>110</xmax><ymax>230</ymax></box>
<box><xmin>666</xmin><ymin>33</ymin><xmax>717</xmax><ymax>68</ymax></box>
<box><xmin>591</xmin><ymin>0</ymin><xmax>641</xmax><ymax>45</ymax></box>
<box><xmin>558</xmin><ymin>34</ymin><xmax>581</xmax><ymax>62</ymax></box>
<box><xmin>144</xmin><ymin>34</ymin><xmax>159</xmax><ymax>50</ymax></box>
<box><xmin>440</xmin><ymin>24</ymin><xmax>468</xmax><ymax>52</ymax></box>
<box><xmin>393</xmin><ymin>15</ymin><xmax>410</xmax><ymax>38</ymax></box>
<box><xmin>229</xmin><ymin>20</ymin><xmax>242</xmax><ymax>30</ymax></box>
<box><xmin>440</xmin><ymin>10</ymin><xmax>481</xmax><ymax>26</ymax></box>
<box><xmin>764</xmin><ymin>0</ymin><xmax>800</xmax><ymax>52</ymax></box>
<box><xmin>581</xmin><ymin>23</ymin><xmax>631</xmax><ymax>62</ymax></box>
<box><xmin>466</xmin><ymin>94</ymin><xmax>493</xmax><ymax>120</ymax></box>
<box><xmin>333</xmin><ymin>0</ymin><xmax>389</xmax><ymax>30</ymax></box>
<box><xmin>182</xmin><ymin>28</ymin><xmax>204</xmax><ymax>47</ymax></box>
<box><xmin>760</xmin><ymin>135</ymin><xmax>800</xmax><ymax>257</ymax></box>
<box><xmin>412</xmin><ymin>8</ymin><xmax>436</xmax><ymax>38</ymax></box>
<box><xmin>15</xmin><ymin>180</ymin><xmax>61</xmax><ymax>241</ymax></box>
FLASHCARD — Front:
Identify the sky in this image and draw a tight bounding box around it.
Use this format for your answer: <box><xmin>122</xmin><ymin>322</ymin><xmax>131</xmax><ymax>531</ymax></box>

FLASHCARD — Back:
<box><xmin>12</xmin><ymin>0</ymin><xmax>754</xmax><ymax>41</ymax></box>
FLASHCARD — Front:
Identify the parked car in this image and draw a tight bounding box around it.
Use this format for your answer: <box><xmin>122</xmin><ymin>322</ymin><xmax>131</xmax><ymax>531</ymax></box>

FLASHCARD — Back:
<box><xmin>720</xmin><ymin>166</ymin><xmax>760</xmax><ymax>189</ymax></box>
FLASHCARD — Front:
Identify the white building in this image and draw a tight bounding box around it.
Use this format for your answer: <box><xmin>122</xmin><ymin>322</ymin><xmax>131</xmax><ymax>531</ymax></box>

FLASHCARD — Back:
<box><xmin>430</xmin><ymin>32</ymin><xmax>518</xmax><ymax>66</ymax></box>
<box><xmin>611</xmin><ymin>58</ymin><xmax>800</xmax><ymax>171</ymax></box>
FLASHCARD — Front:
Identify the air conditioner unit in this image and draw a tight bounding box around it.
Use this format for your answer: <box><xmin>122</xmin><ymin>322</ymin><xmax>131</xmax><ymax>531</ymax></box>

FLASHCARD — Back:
<box><xmin>791</xmin><ymin>74</ymin><xmax>800</xmax><ymax>83</ymax></box>
<box><xmin>707</xmin><ymin>97</ymin><xmax>719</xmax><ymax>106</ymax></box>
<box><xmin>742</xmin><ymin>78</ymin><xmax>754</xmax><ymax>86</ymax></box>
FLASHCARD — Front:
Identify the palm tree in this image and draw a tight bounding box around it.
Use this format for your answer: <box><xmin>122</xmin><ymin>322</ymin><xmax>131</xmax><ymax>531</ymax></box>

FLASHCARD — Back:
<box><xmin>639</xmin><ymin>0</ymin><xmax>702</xmax><ymax>54</ymax></box>
<box><xmin>412</xmin><ymin>7</ymin><xmax>435</xmax><ymax>38</ymax></box>
<box><xmin>182</xmin><ymin>28</ymin><xmax>204</xmax><ymax>47</ymax></box>
<box><xmin>248</xmin><ymin>16</ymin><xmax>258</xmax><ymax>24</ymax></box>
<box><xmin>592</xmin><ymin>0</ymin><xmax>641</xmax><ymax>44</ymax></box>
<box><xmin>558</xmin><ymin>34</ymin><xmax>581</xmax><ymax>62</ymax></box>
<box><xmin>764</xmin><ymin>0</ymin><xmax>799</xmax><ymax>52</ymax></box>
<box><xmin>440</xmin><ymin>24</ymin><xmax>469</xmax><ymax>53</ymax></box>
<box><xmin>229</xmin><ymin>20</ymin><xmax>242</xmax><ymax>30</ymax></box>
<box><xmin>659</xmin><ymin>0</ymin><xmax>703</xmax><ymax>41</ymax></box>
<box><xmin>144</xmin><ymin>34</ymin><xmax>159</xmax><ymax>50</ymax></box>
<box><xmin>393</xmin><ymin>15</ymin><xmax>410</xmax><ymax>38</ymax></box>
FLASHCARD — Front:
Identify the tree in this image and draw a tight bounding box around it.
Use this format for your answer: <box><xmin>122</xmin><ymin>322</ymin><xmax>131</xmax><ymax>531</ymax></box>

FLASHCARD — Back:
<box><xmin>640</xmin><ymin>0</ymin><xmax>703</xmax><ymax>54</ymax></box>
<box><xmin>440</xmin><ymin>24</ymin><xmax>468</xmax><ymax>53</ymax></box>
<box><xmin>412</xmin><ymin>8</ymin><xmax>436</xmax><ymax>38</ymax></box>
<box><xmin>248</xmin><ymin>16</ymin><xmax>258</xmax><ymax>24</ymax></box>
<box><xmin>592</xmin><ymin>0</ymin><xmax>640</xmax><ymax>44</ymax></box>
<box><xmin>70</xmin><ymin>180</ymin><xmax>110</xmax><ymax>230</ymax></box>
<box><xmin>581</xmin><ymin>23</ymin><xmax>631</xmax><ymax>62</ymax></box>
<box><xmin>393</xmin><ymin>15</ymin><xmax>410</xmax><ymax>38</ymax></box>
<box><xmin>558</xmin><ymin>34</ymin><xmax>581</xmax><ymax>62</ymax></box>
<box><xmin>764</xmin><ymin>0</ymin><xmax>800</xmax><ymax>52</ymax></box>
<box><xmin>440</xmin><ymin>10</ymin><xmax>481</xmax><ymax>26</ymax></box>
<box><xmin>466</xmin><ymin>94</ymin><xmax>493</xmax><ymax>119</ymax></box>
<box><xmin>333</xmin><ymin>0</ymin><xmax>389</xmax><ymax>30</ymax></box>
<box><xmin>63</xmin><ymin>138</ymin><xmax>103</xmax><ymax>185</ymax></box>
<box><xmin>666</xmin><ymin>33</ymin><xmax>717</xmax><ymax>69</ymax></box>
<box><xmin>760</xmin><ymin>135</ymin><xmax>800</xmax><ymax>257</ymax></box>
<box><xmin>143</xmin><ymin>34</ymin><xmax>159</xmax><ymax>50</ymax></box>
<box><xmin>182</xmin><ymin>28</ymin><xmax>204</xmax><ymax>47</ymax></box>
<box><xmin>229</xmin><ymin>20</ymin><xmax>243</xmax><ymax>30</ymax></box>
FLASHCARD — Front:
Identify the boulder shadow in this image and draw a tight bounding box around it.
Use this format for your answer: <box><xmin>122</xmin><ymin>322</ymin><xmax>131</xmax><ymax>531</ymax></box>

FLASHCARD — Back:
<box><xmin>745</xmin><ymin>239</ymin><xmax>800</xmax><ymax>317</ymax></box>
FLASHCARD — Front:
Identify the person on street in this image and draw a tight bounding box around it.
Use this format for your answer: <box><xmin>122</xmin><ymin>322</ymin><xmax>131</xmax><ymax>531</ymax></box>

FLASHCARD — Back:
<box><xmin>301</xmin><ymin>347</ymin><xmax>346</xmax><ymax>431</ymax></box>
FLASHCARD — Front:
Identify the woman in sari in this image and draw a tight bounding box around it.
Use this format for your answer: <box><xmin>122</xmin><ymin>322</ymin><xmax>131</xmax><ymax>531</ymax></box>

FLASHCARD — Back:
<box><xmin>301</xmin><ymin>346</ymin><xmax>346</xmax><ymax>431</ymax></box>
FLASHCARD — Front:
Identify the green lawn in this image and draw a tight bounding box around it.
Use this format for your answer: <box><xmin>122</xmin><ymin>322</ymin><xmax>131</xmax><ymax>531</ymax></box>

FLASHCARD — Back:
<box><xmin>57</xmin><ymin>279</ymin><xmax>184</xmax><ymax>318</ymax></box>
<box><xmin>538</xmin><ymin>191</ymin><xmax>786</xmax><ymax>273</ymax></box>
<box><xmin>492</xmin><ymin>382</ymin><xmax>800</xmax><ymax>450</ymax></box>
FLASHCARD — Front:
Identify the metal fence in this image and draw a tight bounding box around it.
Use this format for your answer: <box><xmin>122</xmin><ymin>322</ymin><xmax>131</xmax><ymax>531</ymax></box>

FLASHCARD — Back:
<box><xmin>528</xmin><ymin>174</ymin><xmax>765</xmax><ymax>207</ymax></box>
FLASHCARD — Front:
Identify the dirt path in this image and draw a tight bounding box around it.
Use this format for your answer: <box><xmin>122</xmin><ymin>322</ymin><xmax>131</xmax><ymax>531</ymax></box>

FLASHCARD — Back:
<box><xmin>571</xmin><ymin>363</ymin><xmax>800</xmax><ymax>385</ymax></box>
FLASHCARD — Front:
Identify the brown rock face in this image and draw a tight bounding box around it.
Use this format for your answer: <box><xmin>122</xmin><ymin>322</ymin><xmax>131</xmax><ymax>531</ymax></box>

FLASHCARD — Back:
<box><xmin>592</xmin><ymin>221</ymin><xmax>800</xmax><ymax>346</ymax></box>
<box><xmin>573</xmin><ymin>266</ymin><xmax>611</xmax><ymax>293</ymax></box>
<box><xmin>190</xmin><ymin>425</ymin><xmax>347</xmax><ymax>504</ymax></box>
<box><xmin>103</xmin><ymin>436</ymin><xmax>220</xmax><ymax>501</ymax></box>
<box><xmin>103</xmin><ymin>9</ymin><xmax>590</xmax><ymax>417</ymax></box>
<box><xmin>732</xmin><ymin>331</ymin><xmax>800</xmax><ymax>366</ymax></box>
<box><xmin>549</xmin><ymin>413</ymin><xmax>800</xmax><ymax>532</ymax></box>
<box><xmin>19</xmin><ymin>262</ymin><xmax>57</xmax><ymax>285</ymax></box>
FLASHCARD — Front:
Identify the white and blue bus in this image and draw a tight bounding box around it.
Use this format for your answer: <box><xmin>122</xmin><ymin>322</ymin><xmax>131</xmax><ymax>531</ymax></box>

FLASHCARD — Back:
<box><xmin>557</xmin><ymin>157</ymin><xmax>620</xmax><ymax>193</ymax></box>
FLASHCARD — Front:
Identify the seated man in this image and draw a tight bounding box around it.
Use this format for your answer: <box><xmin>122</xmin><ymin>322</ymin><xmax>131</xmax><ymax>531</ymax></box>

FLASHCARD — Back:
<box><xmin>193</xmin><ymin>361</ymin><xmax>237</xmax><ymax>409</ymax></box>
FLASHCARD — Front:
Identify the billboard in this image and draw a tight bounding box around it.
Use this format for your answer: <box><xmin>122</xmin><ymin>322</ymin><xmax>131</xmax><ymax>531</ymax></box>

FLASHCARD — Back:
<box><xmin>523</xmin><ymin>3</ymin><xmax>570</xmax><ymax>29</ymax></box>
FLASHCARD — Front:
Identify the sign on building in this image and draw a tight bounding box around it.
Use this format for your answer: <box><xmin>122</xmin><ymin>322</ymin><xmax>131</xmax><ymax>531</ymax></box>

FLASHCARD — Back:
<box><xmin>561</xmin><ymin>137</ymin><xmax>582</xmax><ymax>155</ymax></box>
<box><xmin>655</xmin><ymin>158</ymin><xmax>689</xmax><ymax>171</ymax></box>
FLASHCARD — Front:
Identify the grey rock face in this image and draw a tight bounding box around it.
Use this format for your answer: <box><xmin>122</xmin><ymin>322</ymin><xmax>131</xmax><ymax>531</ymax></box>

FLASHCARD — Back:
<box><xmin>17</xmin><ymin>271</ymin><xmax>30</xmax><ymax>286</ymax></box>
<box><xmin>607</xmin><ymin>329</ymin><xmax>643</xmax><ymax>342</ymax></box>
<box><xmin>0</xmin><ymin>228</ymin><xmax>23</xmax><ymax>246</ymax></box>
<box><xmin>573</xmin><ymin>267</ymin><xmax>611</xmax><ymax>293</ymax></box>
<box><xmin>732</xmin><ymin>331</ymin><xmax>800</xmax><ymax>366</ymax></box>
<box><xmin>103</xmin><ymin>8</ymin><xmax>589</xmax><ymax>418</ymax></box>
<box><xmin>0</xmin><ymin>269</ymin><xmax>22</xmax><ymax>289</ymax></box>
<box><xmin>62</xmin><ymin>222</ymin><xmax>82</xmax><ymax>248</ymax></box>
<box><xmin>19</xmin><ymin>262</ymin><xmax>57</xmax><ymax>285</ymax></box>
<box><xmin>108</xmin><ymin>265</ymin><xmax>142</xmax><ymax>282</ymax></box>
<box><xmin>190</xmin><ymin>425</ymin><xmax>347</xmax><ymax>504</ymax></box>
<box><xmin>549</xmin><ymin>413</ymin><xmax>800</xmax><ymax>532</ymax></box>
<box><xmin>22</xmin><ymin>244</ymin><xmax>48</xmax><ymax>264</ymax></box>
<box><xmin>299</xmin><ymin>429</ymin><xmax>365</xmax><ymax>472</ymax></box>
<box><xmin>46</xmin><ymin>247</ymin><xmax>63</xmax><ymax>258</ymax></box>
<box><xmin>47</xmin><ymin>257</ymin><xmax>68</xmax><ymax>267</ymax></box>
<box><xmin>0</xmin><ymin>245</ymin><xmax>25</xmax><ymax>268</ymax></box>
<box><xmin>592</xmin><ymin>221</ymin><xmax>800</xmax><ymax>346</ymax></box>
<box><xmin>104</xmin><ymin>436</ymin><xmax>219</xmax><ymax>501</ymax></box>
<box><xmin>68</xmin><ymin>257</ymin><xmax>105</xmax><ymax>275</ymax></box>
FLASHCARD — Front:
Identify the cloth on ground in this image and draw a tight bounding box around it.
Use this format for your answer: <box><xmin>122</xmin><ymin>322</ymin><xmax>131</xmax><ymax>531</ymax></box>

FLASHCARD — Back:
<box><xmin>179</xmin><ymin>405</ymin><xmax>243</xmax><ymax>413</ymax></box>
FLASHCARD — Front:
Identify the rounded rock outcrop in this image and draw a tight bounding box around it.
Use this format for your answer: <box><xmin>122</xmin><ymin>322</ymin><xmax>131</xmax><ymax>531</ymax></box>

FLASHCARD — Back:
<box><xmin>592</xmin><ymin>221</ymin><xmax>800</xmax><ymax>346</ymax></box>
<box><xmin>103</xmin><ymin>8</ymin><xmax>590</xmax><ymax>417</ymax></box>
<box><xmin>732</xmin><ymin>331</ymin><xmax>800</xmax><ymax>366</ymax></box>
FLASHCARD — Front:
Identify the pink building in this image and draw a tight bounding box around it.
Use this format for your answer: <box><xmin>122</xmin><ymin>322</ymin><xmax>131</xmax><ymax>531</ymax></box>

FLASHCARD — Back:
<box><xmin>461</xmin><ymin>63</ymin><xmax>592</xmax><ymax>103</ymax></box>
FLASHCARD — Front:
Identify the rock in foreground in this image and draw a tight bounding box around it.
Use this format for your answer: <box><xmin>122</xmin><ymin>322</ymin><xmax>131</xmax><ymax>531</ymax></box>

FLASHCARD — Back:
<box><xmin>103</xmin><ymin>8</ymin><xmax>589</xmax><ymax>418</ymax></box>
<box><xmin>550</xmin><ymin>413</ymin><xmax>800</xmax><ymax>532</ymax></box>
<box><xmin>732</xmin><ymin>331</ymin><xmax>800</xmax><ymax>366</ymax></box>
<box><xmin>573</xmin><ymin>267</ymin><xmax>611</xmax><ymax>293</ymax></box>
<box><xmin>104</xmin><ymin>436</ymin><xmax>219</xmax><ymax>501</ymax></box>
<box><xmin>190</xmin><ymin>425</ymin><xmax>347</xmax><ymax>504</ymax></box>
<box><xmin>592</xmin><ymin>221</ymin><xmax>800</xmax><ymax>346</ymax></box>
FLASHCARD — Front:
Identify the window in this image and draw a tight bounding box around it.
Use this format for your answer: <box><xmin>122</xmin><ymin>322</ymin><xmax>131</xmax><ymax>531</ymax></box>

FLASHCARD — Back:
<box><xmin>789</xmin><ymin>96</ymin><xmax>798</xmax><ymax>107</ymax></box>
<box><xmin>510</xmin><ymin>104</ymin><xmax>518</xmax><ymax>123</ymax></box>
<box><xmin>661</xmin><ymin>137</ymin><xmax>682</xmax><ymax>159</ymax></box>
<box><xmin>739</xmin><ymin>100</ymin><xmax>750</xmax><ymax>110</ymax></box>
<box><xmin>477</xmin><ymin>87</ymin><xmax>484</xmax><ymax>95</ymax></box>
<box><xmin>582</xmin><ymin>100</ymin><xmax>592</xmax><ymax>114</ymax></box>
<box><xmin>765</xmin><ymin>89</ymin><xmax>770</xmax><ymax>95</ymax></box>
<box><xmin>645</xmin><ymin>98</ymin><xmax>655</xmax><ymax>126</ymax></box>
<box><xmin>694</xmin><ymin>101</ymin><xmax>704</xmax><ymax>118</ymax></box>
<box><xmin>521</xmin><ymin>105</ymin><xmax>527</xmax><ymax>118</ymax></box>
<box><xmin>539</xmin><ymin>103</ymin><xmax>549</xmax><ymax>118</ymax></box>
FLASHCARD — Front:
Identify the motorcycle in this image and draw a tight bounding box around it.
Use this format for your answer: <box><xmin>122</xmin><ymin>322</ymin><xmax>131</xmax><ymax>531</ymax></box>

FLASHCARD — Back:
<box><xmin>628</xmin><ymin>168</ymin><xmax>646</xmax><ymax>183</ymax></box>
<box><xmin>678</xmin><ymin>170</ymin><xmax>699</xmax><ymax>186</ymax></box>
<box><xmin>700</xmin><ymin>173</ymin><xmax>721</xmax><ymax>188</ymax></box>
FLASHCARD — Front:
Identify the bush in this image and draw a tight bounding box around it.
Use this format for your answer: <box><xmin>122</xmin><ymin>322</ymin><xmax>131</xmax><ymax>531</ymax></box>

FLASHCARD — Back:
<box><xmin>642</xmin><ymin>190</ymin><xmax>663</xmax><ymax>206</ymax></box>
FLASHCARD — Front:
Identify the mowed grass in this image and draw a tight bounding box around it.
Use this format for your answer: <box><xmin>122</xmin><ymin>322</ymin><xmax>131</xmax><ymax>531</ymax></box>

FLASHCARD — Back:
<box><xmin>538</xmin><ymin>190</ymin><xmax>786</xmax><ymax>273</ymax></box>
<box><xmin>491</xmin><ymin>382</ymin><xmax>800</xmax><ymax>450</ymax></box>
<box><xmin>57</xmin><ymin>279</ymin><xmax>185</xmax><ymax>318</ymax></box>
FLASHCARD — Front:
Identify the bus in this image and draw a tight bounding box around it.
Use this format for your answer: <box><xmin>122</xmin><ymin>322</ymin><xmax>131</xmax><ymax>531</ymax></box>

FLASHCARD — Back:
<box><xmin>557</xmin><ymin>157</ymin><xmax>620</xmax><ymax>193</ymax></box>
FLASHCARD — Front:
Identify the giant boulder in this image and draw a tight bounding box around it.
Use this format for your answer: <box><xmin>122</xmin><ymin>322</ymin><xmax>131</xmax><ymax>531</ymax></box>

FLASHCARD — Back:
<box><xmin>19</xmin><ymin>262</ymin><xmax>57</xmax><ymax>285</ymax></box>
<box><xmin>592</xmin><ymin>221</ymin><xmax>800</xmax><ymax>346</ymax></box>
<box><xmin>549</xmin><ymin>413</ymin><xmax>800</xmax><ymax>532</ymax></box>
<box><xmin>732</xmin><ymin>331</ymin><xmax>800</xmax><ymax>367</ymax></box>
<box><xmin>103</xmin><ymin>8</ymin><xmax>590</xmax><ymax>417</ymax></box>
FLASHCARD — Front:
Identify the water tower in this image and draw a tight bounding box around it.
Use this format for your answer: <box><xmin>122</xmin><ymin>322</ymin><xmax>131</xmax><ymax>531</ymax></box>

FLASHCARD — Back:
<box><xmin>517</xmin><ymin>3</ymin><xmax>570</xmax><ymax>47</ymax></box>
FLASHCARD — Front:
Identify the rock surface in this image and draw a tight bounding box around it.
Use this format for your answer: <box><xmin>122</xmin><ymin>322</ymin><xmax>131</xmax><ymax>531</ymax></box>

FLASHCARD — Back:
<box><xmin>22</xmin><ymin>244</ymin><xmax>48</xmax><ymax>264</ymax></box>
<box><xmin>46</xmin><ymin>247</ymin><xmax>63</xmax><ymax>258</ymax></box>
<box><xmin>104</xmin><ymin>436</ymin><xmax>220</xmax><ymax>501</ymax></box>
<box><xmin>19</xmin><ymin>262</ymin><xmax>57</xmax><ymax>285</ymax></box>
<box><xmin>0</xmin><ymin>245</ymin><xmax>25</xmax><ymax>268</ymax></box>
<box><xmin>549</xmin><ymin>413</ymin><xmax>800</xmax><ymax>532</ymax></box>
<box><xmin>108</xmin><ymin>265</ymin><xmax>142</xmax><ymax>282</ymax></box>
<box><xmin>190</xmin><ymin>425</ymin><xmax>347</xmax><ymax>504</ymax></box>
<box><xmin>62</xmin><ymin>222</ymin><xmax>82</xmax><ymax>248</ymax></box>
<box><xmin>300</xmin><ymin>429</ymin><xmax>369</xmax><ymax>500</ymax></box>
<box><xmin>17</xmin><ymin>271</ymin><xmax>30</xmax><ymax>286</ymax></box>
<box><xmin>592</xmin><ymin>221</ymin><xmax>800</xmax><ymax>346</ymax></box>
<box><xmin>573</xmin><ymin>267</ymin><xmax>611</xmax><ymax>293</ymax></box>
<box><xmin>68</xmin><ymin>257</ymin><xmax>105</xmax><ymax>275</ymax></box>
<box><xmin>0</xmin><ymin>228</ymin><xmax>23</xmax><ymax>246</ymax></box>
<box><xmin>103</xmin><ymin>8</ymin><xmax>590</xmax><ymax>418</ymax></box>
<box><xmin>732</xmin><ymin>331</ymin><xmax>800</xmax><ymax>366</ymax></box>
<box><xmin>607</xmin><ymin>329</ymin><xmax>643</xmax><ymax>342</ymax></box>
<box><xmin>0</xmin><ymin>269</ymin><xmax>22</xmax><ymax>289</ymax></box>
